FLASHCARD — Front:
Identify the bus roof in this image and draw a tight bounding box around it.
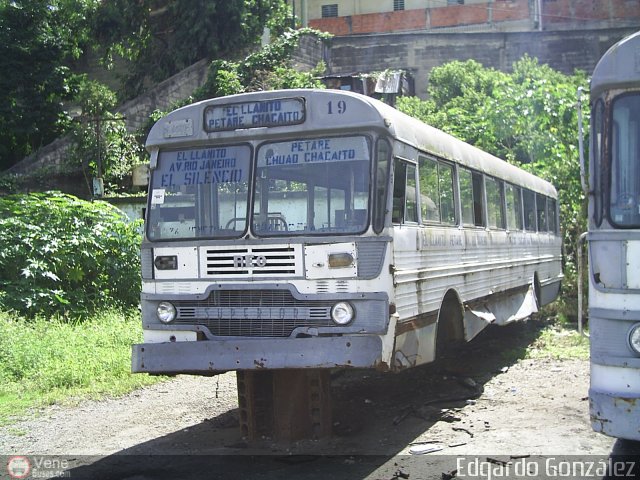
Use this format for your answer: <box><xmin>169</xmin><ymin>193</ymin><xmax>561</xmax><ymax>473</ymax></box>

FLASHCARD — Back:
<box><xmin>147</xmin><ymin>89</ymin><xmax>557</xmax><ymax>198</ymax></box>
<box><xmin>591</xmin><ymin>30</ymin><xmax>640</xmax><ymax>100</ymax></box>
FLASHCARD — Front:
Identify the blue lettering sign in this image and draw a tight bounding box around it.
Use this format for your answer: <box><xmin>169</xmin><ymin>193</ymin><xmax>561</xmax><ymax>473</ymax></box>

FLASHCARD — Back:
<box><xmin>204</xmin><ymin>98</ymin><xmax>305</xmax><ymax>132</ymax></box>
<box><xmin>155</xmin><ymin>146</ymin><xmax>250</xmax><ymax>187</ymax></box>
<box><xmin>257</xmin><ymin>136</ymin><xmax>370</xmax><ymax>168</ymax></box>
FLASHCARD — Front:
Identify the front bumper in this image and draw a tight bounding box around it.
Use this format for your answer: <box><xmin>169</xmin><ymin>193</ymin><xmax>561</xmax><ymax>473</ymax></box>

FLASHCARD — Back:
<box><xmin>132</xmin><ymin>335</ymin><xmax>385</xmax><ymax>374</ymax></box>
<box><xmin>590</xmin><ymin>389</ymin><xmax>640</xmax><ymax>441</ymax></box>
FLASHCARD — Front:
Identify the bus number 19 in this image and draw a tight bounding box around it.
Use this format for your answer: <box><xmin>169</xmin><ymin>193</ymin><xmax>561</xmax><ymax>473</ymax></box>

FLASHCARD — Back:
<box><xmin>327</xmin><ymin>100</ymin><xmax>347</xmax><ymax>115</ymax></box>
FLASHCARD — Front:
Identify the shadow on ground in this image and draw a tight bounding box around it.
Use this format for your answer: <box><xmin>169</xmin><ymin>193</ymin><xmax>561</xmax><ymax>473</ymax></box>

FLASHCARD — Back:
<box><xmin>63</xmin><ymin>319</ymin><xmax>549</xmax><ymax>480</ymax></box>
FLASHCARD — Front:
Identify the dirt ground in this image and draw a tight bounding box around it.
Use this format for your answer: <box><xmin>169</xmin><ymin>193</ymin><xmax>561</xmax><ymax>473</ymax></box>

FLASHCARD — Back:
<box><xmin>1</xmin><ymin>320</ymin><xmax>638</xmax><ymax>480</ymax></box>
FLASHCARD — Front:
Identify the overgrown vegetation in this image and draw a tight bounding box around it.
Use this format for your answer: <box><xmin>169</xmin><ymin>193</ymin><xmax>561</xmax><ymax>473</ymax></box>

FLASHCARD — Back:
<box><xmin>397</xmin><ymin>57</ymin><xmax>588</xmax><ymax>320</ymax></box>
<box><xmin>141</xmin><ymin>28</ymin><xmax>329</xmax><ymax>129</ymax></box>
<box><xmin>0</xmin><ymin>0</ymin><xmax>92</xmax><ymax>169</ymax></box>
<box><xmin>67</xmin><ymin>76</ymin><xmax>147</xmax><ymax>194</ymax></box>
<box><xmin>0</xmin><ymin>0</ymin><xmax>290</xmax><ymax>171</ymax></box>
<box><xmin>526</xmin><ymin>324</ymin><xmax>589</xmax><ymax>360</ymax></box>
<box><xmin>193</xmin><ymin>28</ymin><xmax>328</xmax><ymax>100</ymax></box>
<box><xmin>93</xmin><ymin>0</ymin><xmax>290</xmax><ymax>99</ymax></box>
<box><xmin>0</xmin><ymin>192</ymin><xmax>142</xmax><ymax>317</ymax></box>
<box><xmin>0</xmin><ymin>309</ymin><xmax>159</xmax><ymax>425</ymax></box>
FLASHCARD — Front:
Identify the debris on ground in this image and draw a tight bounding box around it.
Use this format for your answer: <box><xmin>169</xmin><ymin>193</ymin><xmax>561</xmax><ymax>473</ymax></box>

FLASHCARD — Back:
<box><xmin>408</xmin><ymin>443</ymin><xmax>444</xmax><ymax>455</ymax></box>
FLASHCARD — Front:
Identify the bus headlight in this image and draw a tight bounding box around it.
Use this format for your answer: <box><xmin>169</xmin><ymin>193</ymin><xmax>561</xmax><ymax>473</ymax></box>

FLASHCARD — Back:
<box><xmin>157</xmin><ymin>302</ymin><xmax>177</xmax><ymax>324</ymax></box>
<box><xmin>331</xmin><ymin>302</ymin><xmax>354</xmax><ymax>325</ymax></box>
<box><xmin>629</xmin><ymin>323</ymin><xmax>640</xmax><ymax>355</ymax></box>
<box><xmin>328</xmin><ymin>252</ymin><xmax>354</xmax><ymax>268</ymax></box>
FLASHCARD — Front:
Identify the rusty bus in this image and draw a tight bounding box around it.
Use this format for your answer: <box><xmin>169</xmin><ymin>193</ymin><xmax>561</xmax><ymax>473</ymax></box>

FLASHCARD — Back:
<box><xmin>132</xmin><ymin>89</ymin><xmax>562</xmax><ymax>439</ymax></box>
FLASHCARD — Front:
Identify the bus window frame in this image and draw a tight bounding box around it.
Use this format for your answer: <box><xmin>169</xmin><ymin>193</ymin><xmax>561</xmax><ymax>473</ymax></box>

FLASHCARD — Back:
<box><xmin>459</xmin><ymin>166</ymin><xmax>485</xmax><ymax>228</ymax></box>
<box><xmin>536</xmin><ymin>193</ymin><xmax>548</xmax><ymax>233</ymax></box>
<box><xmin>373</xmin><ymin>138</ymin><xmax>392</xmax><ymax>233</ymax></box>
<box><xmin>522</xmin><ymin>188</ymin><xmax>537</xmax><ymax>232</ymax></box>
<box><xmin>505</xmin><ymin>182</ymin><xmax>524</xmax><ymax>232</ymax></box>
<box><xmin>417</xmin><ymin>154</ymin><xmax>458</xmax><ymax>227</ymax></box>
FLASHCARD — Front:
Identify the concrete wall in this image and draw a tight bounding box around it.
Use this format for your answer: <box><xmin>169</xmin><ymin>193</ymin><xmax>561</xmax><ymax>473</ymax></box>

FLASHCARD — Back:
<box><xmin>8</xmin><ymin>59</ymin><xmax>210</xmax><ymax>176</ymax></box>
<box><xmin>296</xmin><ymin>0</ymin><xmax>492</xmax><ymax>22</ymax></box>
<box><xmin>305</xmin><ymin>0</ymin><xmax>640</xmax><ymax>35</ymax></box>
<box><xmin>115</xmin><ymin>59</ymin><xmax>209</xmax><ymax>133</ymax></box>
<box><xmin>323</xmin><ymin>27</ymin><xmax>639</xmax><ymax>97</ymax></box>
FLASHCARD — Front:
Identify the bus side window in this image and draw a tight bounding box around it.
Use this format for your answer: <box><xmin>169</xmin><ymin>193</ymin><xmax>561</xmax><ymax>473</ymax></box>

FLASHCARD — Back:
<box><xmin>523</xmin><ymin>189</ymin><xmax>536</xmax><ymax>231</ymax></box>
<box><xmin>505</xmin><ymin>183</ymin><xmax>523</xmax><ymax>231</ymax></box>
<box><xmin>536</xmin><ymin>194</ymin><xmax>547</xmax><ymax>232</ymax></box>
<box><xmin>374</xmin><ymin>139</ymin><xmax>391</xmax><ymax>233</ymax></box>
<box><xmin>486</xmin><ymin>177</ymin><xmax>505</xmax><ymax>229</ymax></box>
<box><xmin>392</xmin><ymin>159</ymin><xmax>418</xmax><ymax>224</ymax></box>
<box><xmin>439</xmin><ymin>163</ymin><xmax>456</xmax><ymax>225</ymax></box>
<box><xmin>472</xmin><ymin>173</ymin><xmax>484</xmax><ymax>227</ymax></box>
<box><xmin>419</xmin><ymin>156</ymin><xmax>440</xmax><ymax>222</ymax></box>
<box><xmin>405</xmin><ymin>164</ymin><xmax>418</xmax><ymax>223</ymax></box>
<box><xmin>459</xmin><ymin>168</ymin><xmax>475</xmax><ymax>226</ymax></box>
<box><xmin>392</xmin><ymin>160</ymin><xmax>407</xmax><ymax>223</ymax></box>
<box><xmin>592</xmin><ymin>99</ymin><xmax>604</xmax><ymax>227</ymax></box>
<box><xmin>548</xmin><ymin>198</ymin><xmax>558</xmax><ymax>234</ymax></box>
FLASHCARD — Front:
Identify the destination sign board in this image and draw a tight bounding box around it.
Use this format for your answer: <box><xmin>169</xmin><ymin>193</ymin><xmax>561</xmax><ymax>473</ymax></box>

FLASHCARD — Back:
<box><xmin>154</xmin><ymin>145</ymin><xmax>251</xmax><ymax>188</ymax></box>
<box><xmin>204</xmin><ymin>98</ymin><xmax>305</xmax><ymax>132</ymax></box>
<box><xmin>257</xmin><ymin>136</ymin><xmax>370</xmax><ymax>167</ymax></box>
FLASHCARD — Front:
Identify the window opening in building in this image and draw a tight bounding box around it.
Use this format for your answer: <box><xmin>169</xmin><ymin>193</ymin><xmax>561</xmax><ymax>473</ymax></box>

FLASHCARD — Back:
<box><xmin>321</xmin><ymin>4</ymin><xmax>338</xmax><ymax>18</ymax></box>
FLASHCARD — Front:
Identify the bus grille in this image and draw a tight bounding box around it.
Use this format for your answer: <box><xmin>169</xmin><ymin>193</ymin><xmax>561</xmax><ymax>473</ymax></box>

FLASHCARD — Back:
<box><xmin>200</xmin><ymin>245</ymin><xmax>303</xmax><ymax>277</ymax></box>
<box><xmin>172</xmin><ymin>290</ymin><xmax>334</xmax><ymax>337</ymax></box>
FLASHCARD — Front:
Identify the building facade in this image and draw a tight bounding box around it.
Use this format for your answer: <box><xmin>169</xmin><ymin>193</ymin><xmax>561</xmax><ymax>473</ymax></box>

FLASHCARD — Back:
<box><xmin>292</xmin><ymin>0</ymin><xmax>640</xmax><ymax>35</ymax></box>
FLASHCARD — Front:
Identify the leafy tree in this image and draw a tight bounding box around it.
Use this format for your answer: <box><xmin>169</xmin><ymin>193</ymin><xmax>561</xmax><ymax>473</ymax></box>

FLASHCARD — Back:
<box><xmin>92</xmin><ymin>0</ymin><xmax>291</xmax><ymax>98</ymax></box>
<box><xmin>193</xmin><ymin>28</ymin><xmax>327</xmax><ymax>100</ymax></box>
<box><xmin>67</xmin><ymin>77</ymin><xmax>147</xmax><ymax>195</ymax></box>
<box><xmin>397</xmin><ymin>57</ymin><xmax>589</xmax><ymax>315</ymax></box>
<box><xmin>0</xmin><ymin>0</ymin><xmax>289</xmax><ymax>172</ymax></box>
<box><xmin>0</xmin><ymin>192</ymin><xmax>142</xmax><ymax>317</ymax></box>
<box><xmin>0</xmin><ymin>0</ymin><xmax>98</xmax><ymax>169</ymax></box>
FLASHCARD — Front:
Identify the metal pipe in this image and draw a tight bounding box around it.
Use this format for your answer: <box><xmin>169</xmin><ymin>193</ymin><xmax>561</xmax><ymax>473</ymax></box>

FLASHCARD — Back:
<box><xmin>577</xmin><ymin>231</ymin><xmax>590</xmax><ymax>338</ymax></box>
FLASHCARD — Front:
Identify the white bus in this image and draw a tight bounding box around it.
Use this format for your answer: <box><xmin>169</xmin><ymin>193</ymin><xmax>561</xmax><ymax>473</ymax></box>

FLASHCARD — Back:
<box><xmin>132</xmin><ymin>88</ymin><xmax>562</xmax><ymax>438</ymax></box>
<box><xmin>581</xmin><ymin>30</ymin><xmax>640</xmax><ymax>441</ymax></box>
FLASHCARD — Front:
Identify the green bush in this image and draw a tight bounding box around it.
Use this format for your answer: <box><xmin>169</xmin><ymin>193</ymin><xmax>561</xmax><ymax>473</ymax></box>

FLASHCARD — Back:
<box><xmin>0</xmin><ymin>192</ymin><xmax>142</xmax><ymax>317</ymax></box>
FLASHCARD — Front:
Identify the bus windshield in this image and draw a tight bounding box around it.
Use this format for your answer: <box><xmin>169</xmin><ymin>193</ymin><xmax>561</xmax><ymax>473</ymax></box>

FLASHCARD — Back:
<box><xmin>253</xmin><ymin>135</ymin><xmax>371</xmax><ymax>236</ymax></box>
<box><xmin>147</xmin><ymin>144</ymin><xmax>252</xmax><ymax>240</ymax></box>
<box><xmin>146</xmin><ymin>136</ymin><xmax>371</xmax><ymax>240</ymax></box>
<box><xmin>610</xmin><ymin>93</ymin><xmax>640</xmax><ymax>228</ymax></box>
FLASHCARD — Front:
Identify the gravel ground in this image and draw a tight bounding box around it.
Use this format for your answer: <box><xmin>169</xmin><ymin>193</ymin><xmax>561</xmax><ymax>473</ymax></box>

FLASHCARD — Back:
<box><xmin>2</xmin><ymin>321</ymin><xmax>637</xmax><ymax>480</ymax></box>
